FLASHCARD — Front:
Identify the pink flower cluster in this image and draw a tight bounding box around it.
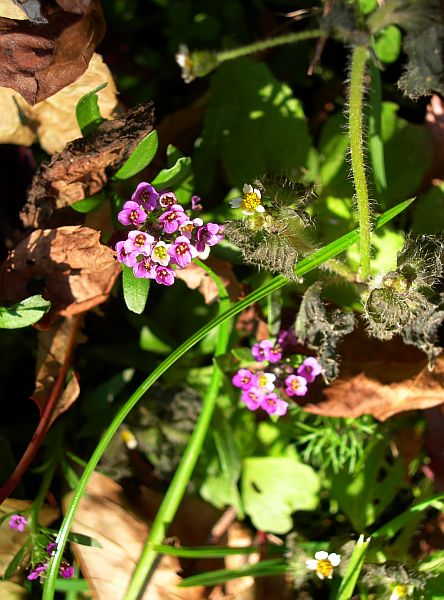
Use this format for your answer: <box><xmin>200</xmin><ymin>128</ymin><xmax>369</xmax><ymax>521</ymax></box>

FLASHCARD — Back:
<box><xmin>232</xmin><ymin>334</ymin><xmax>322</xmax><ymax>417</ymax></box>
<box><xmin>27</xmin><ymin>542</ymin><xmax>74</xmax><ymax>582</ymax></box>
<box><xmin>115</xmin><ymin>183</ymin><xmax>223</xmax><ymax>285</ymax></box>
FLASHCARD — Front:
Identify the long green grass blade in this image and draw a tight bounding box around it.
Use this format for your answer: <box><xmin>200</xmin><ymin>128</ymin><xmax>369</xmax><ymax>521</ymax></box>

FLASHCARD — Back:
<box><xmin>42</xmin><ymin>198</ymin><xmax>413</xmax><ymax>600</ymax></box>
<box><xmin>178</xmin><ymin>559</ymin><xmax>288</xmax><ymax>587</ymax></box>
<box><xmin>152</xmin><ymin>543</ymin><xmax>260</xmax><ymax>558</ymax></box>
<box><xmin>335</xmin><ymin>535</ymin><xmax>371</xmax><ymax>600</ymax></box>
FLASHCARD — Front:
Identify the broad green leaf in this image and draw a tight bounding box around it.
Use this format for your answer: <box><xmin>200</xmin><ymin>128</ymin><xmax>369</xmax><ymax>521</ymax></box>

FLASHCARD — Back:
<box><xmin>359</xmin><ymin>0</ymin><xmax>377</xmax><ymax>14</ymax></box>
<box><xmin>139</xmin><ymin>325</ymin><xmax>173</xmax><ymax>354</ymax></box>
<box><xmin>330</xmin><ymin>440</ymin><xmax>405</xmax><ymax>531</ymax></box>
<box><xmin>412</xmin><ymin>182</ymin><xmax>444</xmax><ymax>234</ymax></box>
<box><xmin>114</xmin><ymin>130</ymin><xmax>159</xmax><ymax>180</ymax></box>
<box><xmin>194</xmin><ymin>59</ymin><xmax>311</xmax><ymax>192</ymax></box>
<box><xmin>375</xmin><ymin>25</ymin><xmax>402</xmax><ymax>64</ymax></box>
<box><xmin>242</xmin><ymin>456</ymin><xmax>320</xmax><ymax>534</ymax></box>
<box><xmin>75</xmin><ymin>83</ymin><xmax>107</xmax><ymax>137</ymax></box>
<box><xmin>335</xmin><ymin>535</ymin><xmax>371</xmax><ymax>600</ymax></box>
<box><xmin>347</xmin><ymin>227</ymin><xmax>404</xmax><ymax>274</ymax></box>
<box><xmin>0</xmin><ymin>295</ymin><xmax>51</xmax><ymax>329</ymax></box>
<box><xmin>179</xmin><ymin>558</ymin><xmax>287</xmax><ymax>587</ymax></box>
<box><xmin>122</xmin><ymin>265</ymin><xmax>150</xmax><ymax>314</ymax></box>
<box><xmin>71</xmin><ymin>193</ymin><xmax>105</xmax><ymax>214</ymax></box>
<box><xmin>318</xmin><ymin>112</ymin><xmax>352</xmax><ymax>199</ymax></box>
<box><xmin>151</xmin><ymin>156</ymin><xmax>191</xmax><ymax>189</ymax></box>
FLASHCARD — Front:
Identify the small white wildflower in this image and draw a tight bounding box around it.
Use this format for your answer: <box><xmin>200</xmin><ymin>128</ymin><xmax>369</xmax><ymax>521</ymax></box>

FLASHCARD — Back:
<box><xmin>152</xmin><ymin>241</ymin><xmax>171</xmax><ymax>266</ymax></box>
<box><xmin>256</xmin><ymin>372</ymin><xmax>276</xmax><ymax>392</ymax></box>
<box><xmin>229</xmin><ymin>183</ymin><xmax>265</xmax><ymax>215</ymax></box>
<box><xmin>175</xmin><ymin>44</ymin><xmax>194</xmax><ymax>83</ymax></box>
<box><xmin>390</xmin><ymin>584</ymin><xmax>410</xmax><ymax>600</ymax></box>
<box><xmin>306</xmin><ymin>551</ymin><xmax>341</xmax><ymax>580</ymax></box>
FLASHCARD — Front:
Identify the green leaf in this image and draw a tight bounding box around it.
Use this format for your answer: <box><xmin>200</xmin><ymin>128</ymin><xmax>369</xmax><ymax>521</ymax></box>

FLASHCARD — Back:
<box><xmin>335</xmin><ymin>535</ymin><xmax>371</xmax><ymax>600</ymax></box>
<box><xmin>67</xmin><ymin>531</ymin><xmax>102</xmax><ymax>548</ymax></box>
<box><xmin>372</xmin><ymin>493</ymin><xmax>444</xmax><ymax>539</ymax></box>
<box><xmin>114</xmin><ymin>130</ymin><xmax>158</xmax><ymax>180</ymax></box>
<box><xmin>242</xmin><ymin>456</ymin><xmax>320</xmax><ymax>534</ymax></box>
<box><xmin>4</xmin><ymin>539</ymin><xmax>31</xmax><ymax>580</ymax></box>
<box><xmin>153</xmin><ymin>543</ymin><xmax>260</xmax><ymax>558</ymax></box>
<box><xmin>0</xmin><ymin>295</ymin><xmax>51</xmax><ymax>329</ymax></box>
<box><xmin>71</xmin><ymin>193</ymin><xmax>105</xmax><ymax>214</ymax></box>
<box><xmin>151</xmin><ymin>156</ymin><xmax>191</xmax><ymax>189</ymax></box>
<box><xmin>75</xmin><ymin>83</ymin><xmax>107</xmax><ymax>137</ymax></box>
<box><xmin>368</xmin><ymin>59</ymin><xmax>387</xmax><ymax>199</ymax></box>
<box><xmin>375</xmin><ymin>25</ymin><xmax>402</xmax><ymax>64</ymax></box>
<box><xmin>139</xmin><ymin>325</ymin><xmax>173</xmax><ymax>354</ymax></box>
<box><xmin>179</xmin><ymin>558</ymin><xmax>287</xmax><ymax>587</ymax></box>
<box><xmin>122</xmin><ymin>265</ymin><xmax>150</xmax><ymax>314</ymax></box>
<box><xmin>359</xmin><ymin>0</ymin><xmax>377</xmax><ymax>14</ymax></box>
<box><xmin>194</xmin><ymin>58</ymin><xmax>311</xmax><ymax>192</ymax></box>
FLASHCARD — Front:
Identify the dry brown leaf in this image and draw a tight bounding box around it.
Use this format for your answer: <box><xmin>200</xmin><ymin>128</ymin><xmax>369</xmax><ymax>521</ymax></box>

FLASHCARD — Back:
<box><xmin>66</xmin><ymin>472</ymin><xmax>202</xmax><ymax>600</ymax></box>
<box><xmin>0</xmin><ymin>581</ymin><xmax>27</xmax><ymax>599</ymax></box>
<box><xmin>0</xmin><ymin>226</ymin><xmax>120</xmax><ymax>319</ymax></box>
<box><xmin>175</xmin><ymin>256</ymin><xmax>243</xmax><ymax>304</ymax></box>
<box><xmin>0</xmin><ymin>53</ymin><xmax>117</xmax><ymax>152</ymax></box>
<box><xmin>0</xmin><ymin>0</ymin><xmax>105</xmax><ymax>105</ymax></box>
<box><xmin>302</xmin><ymin>328</ymin><xmax>444</xmax><ymax>421</ymax></box>
<box><xmin>0</xmin><ymin>0</ymin><xmax>27</xmax><ymax>20</ymax></box>
<box><xmin>20</xmin><ymin>103</ymin><xmax>154</xmax><ymax>228</ymax></box>
<box><xmin>0</xmin><ymin>498</ymin><xmax>59</xmax><ymax>578</ymax></box>
<box><xmin>32</xmin><ymin>317</ymin><xmax>81</xmax><ymax>419</ymax></box>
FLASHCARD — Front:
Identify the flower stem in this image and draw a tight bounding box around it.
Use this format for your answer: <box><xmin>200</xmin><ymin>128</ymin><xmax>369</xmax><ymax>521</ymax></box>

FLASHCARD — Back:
<box><xmin>349</xmin><ymin>44</ymin><xmax>371</xmax><ymax>279</ymax></box>
<box><xmin>41</xmin><ymin>199</ymin><xmax>413</xmax><ymax>600</ymax></box>
<box><xmin>125</xmin><ymin>261</ymin><xmax>231</xmax><ymax>599</ymax></box>
<box><xmin>216</xmin><ymin>29</ymin><xmax>323</xmax><ymax>64</ymax></box>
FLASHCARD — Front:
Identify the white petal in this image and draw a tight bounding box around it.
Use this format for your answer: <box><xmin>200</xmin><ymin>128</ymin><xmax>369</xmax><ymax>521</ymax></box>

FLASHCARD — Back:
<box><xmin>314</xmin><ymin>551</ymin><xmax>328</xmax><ymax>560</ymax></box>
<box><xmin>197</xmin><ymin>246</ymin><xmax>210</xmax><ymax>260</ymax></box>
<box><xmin>256</xmin><ymin>205</ymin><xmax>265</xmax><ymax>213</ymax></box>
<box><xmin>317</xmin><ymin>573</ymin><xmax>325</xmax><ymax>580</ymax></box>
<box><xmin>242</xmin><ymin>183</ymin><xmax>253</xmax><ymax>194</ymax></box>
<box><xmin>305</xmin><ymin>559</ymin><xmax>317</xmax><ymax>570</ymax></box>
<box><xmin>253</xmin><ymin>188</ymin><xmax>262</xmax><ymax>199</ymax></box>
<box><xmin>328</xmin><ymin>553</ymin><xmax>341</xmax><ymax>566</ymax></box>
<box><xmin>229</xmin><ymin>198</ymin><xmax>242</xmax><ymax>208</ymax></box>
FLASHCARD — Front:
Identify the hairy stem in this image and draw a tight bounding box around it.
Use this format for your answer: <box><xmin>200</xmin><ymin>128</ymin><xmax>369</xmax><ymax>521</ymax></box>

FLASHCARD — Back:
<box><xmin>216</xmin><ymin>29</ymin><xmax>323</xmax><ymax>63</ymax></box>
<box><xmin>349</xmin><ymin>44</ymin><xmax>371</xmax><ymax>279</ymax></box>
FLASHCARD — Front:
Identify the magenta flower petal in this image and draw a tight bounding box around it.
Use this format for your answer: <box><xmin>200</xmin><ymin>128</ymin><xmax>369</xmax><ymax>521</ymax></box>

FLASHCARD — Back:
<box><xmin>132</xmin><ymin>182</ymin><xmax>159</xmax><ymax>211</ymax></box>
<box><xmin>117</xmin><ymin>200</ymin><xmax>147</xmax><ymax>226</ymax></box>
<box><xmin>251</xmin><ymin>340</ymin><xmax>274</xmax><ymax>362</ymax></box>
<box><xmin>59</xmin><ymin>563</ymin><xmax>75</xmax><ymax>579</ymax></box>
<box><xmin>133</xmin><ymin>257</ymin><xmax>156</xmax><ymax>279</ymax></box>
<box><xmin>115</xmin><ymin>240</ymin><xmax>138</xmax><ymax>268</ymax></box>
<box><xmin>297</xmin><ymin>357</ymin><xmax>322</xmax><ymax>383</ymax></box>
<box><xmin>241</xmin><ymin>387</ymin><xmax>265</xmax><ymax>411</ymax></box>
<box><xmin>27</xmin><ymin>563</ymin><xmax>47</xmax><ymax>581</ymax></box>
<box><xmin>167</xmin><ymin>235</ymin><xmax>198</xmax><ymax>268</ymax></box>
<box><xmin>261</xmin><ymin>392</ymin><xmax>288</xmax><ymax>416</ymax></box>
<box><xmin>232</xmin><ymin>368</ymin><xmax>258</xmax><ymax>390</ymax></box>
<box><xmin>159</xmin><ymin>191</ymin><xmax>179</xmax><ymax>209</ymax></box>
<box><xmin>8</xmin><ymin>514</ymin><xmax>27</xmax><ymax>532</ymax></box>
<box><xmin>125</xmin><ymin>230</ymin><xmax>155</xmax><ymax>255</ymax></box>
<box><xmin>285</xmin><ymin>374</ymin><xmax>308</xmax><ymax>397</ymax></box>
<box><xmin>158</xmin><ymin>204</ymin><xmax>188</xmax><ymax>234</ymax></box>
<box><xmin>154</xmin><ymin>265</ymin><xmax>176</xmax><ymax>286</ymax></box>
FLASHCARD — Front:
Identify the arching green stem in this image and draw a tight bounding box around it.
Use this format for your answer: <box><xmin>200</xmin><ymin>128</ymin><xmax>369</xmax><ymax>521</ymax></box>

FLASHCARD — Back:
<box><xmin>216</xmin><ymin>29</ymin><xmax>323</xmax><ymax>63</ymax></box>
<box><xmin>349</xmin><ymin>44</ymin><xmax>371</xmax><ymax>279</ymax></box>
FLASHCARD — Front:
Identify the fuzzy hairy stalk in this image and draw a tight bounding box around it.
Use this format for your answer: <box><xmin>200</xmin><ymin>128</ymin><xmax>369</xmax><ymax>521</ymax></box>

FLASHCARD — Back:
<box><xmin>216</xmin><ymin>29</ymin><xmax>323</xmax><ymax>63</ymax></box>
<box><xmin>349</xmin><ymin>44</ymin><xmax>371</xmax><ymax>279</ymax></box>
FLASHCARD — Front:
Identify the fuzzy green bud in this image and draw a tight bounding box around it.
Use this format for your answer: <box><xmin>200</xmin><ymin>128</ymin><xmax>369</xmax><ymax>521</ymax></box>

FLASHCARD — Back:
<box><xmin>365</xmin><ymin>287</ymin><xmax>410</xmax><ymax>338</ymax></box>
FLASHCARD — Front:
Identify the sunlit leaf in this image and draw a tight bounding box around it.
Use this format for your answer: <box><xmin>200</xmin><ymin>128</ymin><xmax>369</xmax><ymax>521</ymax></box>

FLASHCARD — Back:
<box><xmin>0</xmin><ymin>295</ymin><xmax>51</xmax><ymax>329</ymax></box>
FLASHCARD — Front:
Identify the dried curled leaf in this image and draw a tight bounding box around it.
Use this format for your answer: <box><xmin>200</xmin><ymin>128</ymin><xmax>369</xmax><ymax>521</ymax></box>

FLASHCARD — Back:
<box><xmin>0</xmin><ymin>53</ymin><xmax>117</xmax><ymax>153</ymax></box>
<box><xmin>0</xmin><ymin>0</ymin><xmax>105</xmax><ymax>105</ymax></box>
<box><xmin>0</xmin><ymin>226</ymin><xmax>120</xmax><ymax>320</ymax></box>
<box><xmin>20</xmin><ymin>103</ymin><xmax>154</xmax><ymax>228</ymax></box>
<box><xmin>295</xmin><ymin>282</ymin><xmax>355</xmax><ymax>382</ymax></box>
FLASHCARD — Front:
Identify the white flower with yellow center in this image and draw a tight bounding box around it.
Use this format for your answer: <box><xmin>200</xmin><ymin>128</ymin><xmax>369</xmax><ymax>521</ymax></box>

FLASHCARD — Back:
<box><xmin>306</xmin><ymin>551</ymin><xmax>340</xmax><ymax>580</ymax></box>
<box><xmin>152</xmin><ymin>241</ymin><xmax>171</xmax><ymax>266</ymax></box>
<box><xmin>256</xmin><ymin>372</ymin><xmax>276</xmax><ymax>393</ymax></box>
<box><xmin>230</xmin><ymin>183</ymin><xmax>265</xmax><ymax>216</ymax></box>
<box><xmin>390</xmin><ymin>584</ymin><xmax>410</xmax><ymax>600</ymax></box>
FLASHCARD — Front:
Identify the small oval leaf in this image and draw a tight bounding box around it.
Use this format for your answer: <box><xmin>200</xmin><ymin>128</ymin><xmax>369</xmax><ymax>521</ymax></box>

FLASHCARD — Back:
<box><xmin>75</xmin><ymin>83</ymin><xmax>108</xmax><ymax>137</ymax></box>
<box><xmin>151</xmin><ymin>156</ymin><xmax>191</xmax><ymax>189</ymax></box>
<box><xmin>71</xmin><ymin>193</ymin><xmax>105</xmax><ymax>214</ymax></box>
<box><xmin>114</xmin><ymin>130</ymin><xmax>159</xmax><ymax>180</ymax></box>
<box><xmin>0</xmin><ymin>295</ymin><xmax>51</xmax><ymax>329</ymax></box>
<box><xmin>122</xmin><ymin>265</ymin><xmax>150</xmax><ymax>314</ymax></box>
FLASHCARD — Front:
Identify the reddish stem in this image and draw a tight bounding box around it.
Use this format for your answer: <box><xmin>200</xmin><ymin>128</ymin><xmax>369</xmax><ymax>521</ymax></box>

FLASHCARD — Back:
<box><xmin>0</xmin><ymin>315</ymin><xmax>82</xmax><ymax>505</ymax></box>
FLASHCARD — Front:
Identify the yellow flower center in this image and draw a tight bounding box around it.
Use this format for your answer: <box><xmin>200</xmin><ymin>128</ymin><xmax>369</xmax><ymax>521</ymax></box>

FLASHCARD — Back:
<box><xmin>316</xmin><ymin>559</ymin><xmax>333</xmax><ymax>578</ymax></box>
<box><xmin>291</xmin><ymin>379</ymin><xmax>300</xmax><ymax>390</ymax></box>
<box><xmin>258</xmin><ymin>375</ymin><xmax>268</xmax><ymax>387</ymax></box>
<box><xmin>154</xmin><ymin>246</ymin><xmax>168</xmax><ymax>259</ymax></box>
<box><xmin>241</xmin><ymin>192</ymin><xmax>261</xmax><ymax>212</ymax></box>
<box><xmin>135</xmin><ymin>234</ymin><xmax>146</xmax><ymax>247</ymax></box>
<box><xmin>392</xmin><ymin>585</ymin><xmax>408</xmax><ymax>598</ymax></box>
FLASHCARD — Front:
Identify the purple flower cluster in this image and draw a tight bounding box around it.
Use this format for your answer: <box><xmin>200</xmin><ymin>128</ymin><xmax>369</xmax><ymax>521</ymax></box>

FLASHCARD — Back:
<box><xmin>9</xmin><ymin>514</ymin><xmax>27</xmax><ymax>532</ymax></box>
<box><xmin>232</xmin><ymin>333</ymin><xmax>322</xmax><ymax>417</ymax></box>
<box><xmin>27</xmin><ymin>542</ymin><xmax>74</xmax><ymax>582</ymax></box>
<box><xmin>115</xmin><ymin>183</ymin><xmax>223</xmax><ymax>285</ymax></box>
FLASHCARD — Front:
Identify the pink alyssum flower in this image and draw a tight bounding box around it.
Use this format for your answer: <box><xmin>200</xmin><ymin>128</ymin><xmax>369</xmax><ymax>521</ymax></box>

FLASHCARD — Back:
<box><xmin>59</xmin><ymin>562</ymin><xmax>75</xmax><ymax>579</ymax></box>
<box><xmin>285</xmin><ymin>374</ymin><xmax>308</xmax><ymax>397</ymax></box>
<box><xmin>154</xmin><ymin>265</ymin><xmax>176</xmax><ymax>286</ymax></box>
<box><xmin>9</xmin><ymin>514</ymin><xmax>27</xmax><ymax>532</ymax></box>
<box><xmin>133</xmin><ymin>256</ymin><xmax>156</xmax><ymax>279</ymax></box>
<box><xmin>297</xmin><ymin>357</ymin><xmax>322</xmax><ymax>383</ymax></box>
<box><xmin>158</xmin><ymin>204</ymin><xmax>188</xmax><ymax>233</ymax></box>
<box><xmin>191</xmin><ymin>195</ymin><xmax>203</xmax><ymax>211</ymax></box>
<box><xmin>125</xmin><ymin>230</ymin><xmax>155</xmax><ymax>255</ymax></box>
<box><xmin>117</xmin><ymin>200</ymin><xmax>147</xmax><ymax>226</ymax></box>
<box><xmin>115</xmin><ymin>240</ymin><xmax>138</xmax><ymax>268</ymax></box>
<box><xmin>241</xmin><ymin>387</ymin><xmax>265</xmax><ymax>411</ymax></box>
<box><xmin>168</xmin><ymin>235</ymin><xmax>198</xmax><ymax>268</ymax></box>
<box><xmin>251</xmin><ymin>340</ymin><xmax>274</xmax><ymax>362</ymax></box>
<box><xmin>159</xmin><ymin>191</ymin><xmax>178</xmax><ymax>209</ymax></box>
<box><xmin>261</xmin><ymin>393</ymin><xmax>288</xmax><ymax>416</ymax></box>
<box><xmin>132</xmin><ymin>182</ymin><xmax>159</xmax><ymax>211</ymax></box>
<box><xmin>232</xmin><ymin>368</ymin><xmax>258</xmax><ymax>390</ymax></box>
<box><xmin>27</xmin><ymin>563</ymin><xmax>47</xmax><ymax>581</ymax></box>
